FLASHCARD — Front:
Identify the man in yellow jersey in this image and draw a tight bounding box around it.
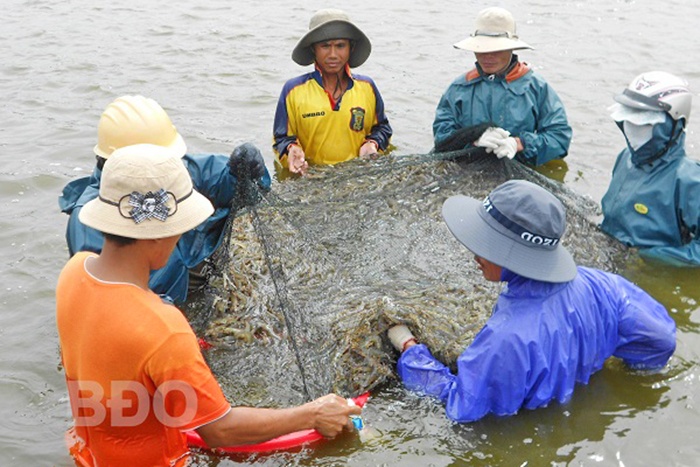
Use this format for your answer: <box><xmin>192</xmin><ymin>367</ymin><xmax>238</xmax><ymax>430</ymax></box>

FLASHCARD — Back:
<box><xmin>56</xmin><ymin>144</ymin><xmax>361</xmax><ymax>466</ymax></box>
<box><xmin>273</xmin><ymin>9</ymin><xmax>392</xmax><ymax>175</ymax></box>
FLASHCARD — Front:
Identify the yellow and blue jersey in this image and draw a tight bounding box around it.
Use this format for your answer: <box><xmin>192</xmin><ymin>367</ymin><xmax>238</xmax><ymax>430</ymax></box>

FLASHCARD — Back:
<box><xmin>273</xmin><ymin>67</ymin><xmax>392</xmax><ymax>167</ymax></box>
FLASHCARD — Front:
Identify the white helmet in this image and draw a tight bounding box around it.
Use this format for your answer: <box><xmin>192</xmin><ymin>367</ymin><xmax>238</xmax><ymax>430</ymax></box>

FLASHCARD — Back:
<box><xmin>94</xmin><ymin>95</ymin><xmax>187</xmax><ymax>159</ymax></box>
<box><xmin>614</xmin><ymin>71</ymin><xmax>692</xmax><ymax>122</ymax></box>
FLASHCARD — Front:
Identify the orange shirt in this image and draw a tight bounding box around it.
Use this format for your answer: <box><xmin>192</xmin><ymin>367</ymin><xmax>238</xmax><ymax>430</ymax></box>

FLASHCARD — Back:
<box><xmin>56</xmin><ymin>252</ymin><xmax>230</xmax><ymax>467</ymax></box>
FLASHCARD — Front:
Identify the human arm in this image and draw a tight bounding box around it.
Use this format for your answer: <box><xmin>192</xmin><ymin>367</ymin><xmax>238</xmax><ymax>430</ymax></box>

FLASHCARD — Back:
<box><xmin>515</xmin><ymin>81</ymin><xmax>572</xmax><ymax>166</ymax></box>
<box><xmin>611</xmin><ymin>274</ymin><xmax>676</xmax><ymax>369</ymax></box>
<box><xmin>362</xmin><ymin>78</ymin><xmax>392</xmax><ymax>153</ymax></box>
<box><xmin>392</xmin><ymin>320</ymin><xmax>530</xmax><ymax>422</ymax></box>
<box><xmin>433</xmin><ymin>82</ymin><xmax>469</xmax><ymax>150</ymax></box>
<box><xmin>196</xmin><ymin>393</ymin><xmax>360</xmax><ymax>448</ymax></box>
<box><xmin>272</xmin><ymin>80</ymin><xmax>309</xmax><ymax>173</ymax></box>
<box><xmin>636</xmin><ymin>167</ymin><xmax>700</xmax><ymax>266</ymax></box>
<box><xmin>58</xmin><ymin>175</ymin><xmax>105</xmax><ymax>256</ymax></box>
<box><xmin>183</xmin><ymin>152</ymin><xmax>271</xmax><ymax>209</ymax></box>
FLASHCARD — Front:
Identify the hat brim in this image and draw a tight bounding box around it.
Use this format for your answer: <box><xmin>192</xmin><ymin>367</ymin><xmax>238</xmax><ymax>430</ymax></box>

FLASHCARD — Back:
<box><xmin>608</xmin><ymin>103</ymin><xmax>667</xmax><ymax>125</ymax></box>
<box><xmin>79</xmin><ymin>188</ymin><xmax>214</xmax><ymax>240</ymax></box>
<box><xmin>453</xmin><ymin>37</ymin><xmax>533</xmax><ymax>53</ymax></box>
<box><xmin>292</xmin><ymin>20</ymin><xmax>371</xmax><ymax>67</ymax></box>
<box><xmin>442</xmin><ymin>195</ymin><xmax>577</xmax><ymax>283</ymax></box>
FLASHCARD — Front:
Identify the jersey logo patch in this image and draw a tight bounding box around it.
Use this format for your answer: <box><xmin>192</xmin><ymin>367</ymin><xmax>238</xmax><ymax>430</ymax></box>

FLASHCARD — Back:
<box><xmin>634</xmin><ymin>203</ymin><xmax>649</xmax><ymax>215</ymax></box>
<box><xmin>349</xmin><ymin>107</ymin><xmax>366</xmax><ymax>132</ymax></box>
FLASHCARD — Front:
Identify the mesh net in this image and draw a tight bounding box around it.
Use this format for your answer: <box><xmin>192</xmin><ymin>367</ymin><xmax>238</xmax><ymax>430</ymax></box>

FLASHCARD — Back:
<box><xmin>185</xmin><ymin>148</ymin><xmax>631</xmax><ymax>408</ymax></box>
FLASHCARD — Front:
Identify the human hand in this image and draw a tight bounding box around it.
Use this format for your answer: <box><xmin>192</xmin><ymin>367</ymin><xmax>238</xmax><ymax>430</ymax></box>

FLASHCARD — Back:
<box><xmin>308</xmin><ymin>394</ymin><xmax>361</xmax><ymax>438</ymax></box>
<box><xmin>475</xmin><ymin>127</ymin><xmax>511</xmax><ymax>152</ymax></box>
<box><xmin>493</xmin><ymin>137</ymin><xmax>518</xmax><ymax>159</ymax></box>
<box><xmin>229</xmin><ymin>142</ymin><xmax>266</xmax><ymax>179</ymax></box>
<box><xmin>287</xmin><ymin>144</ymin><xmax>308</xmax><ymax>175</ymax></box>
<box><xmin>359</xmin><ymin>140</ymin><xmax>380</xmax><ymax>160</ymax></box>
<box><xmin>387</xmin><ymin>324</ymin><xmax>417</xmax><ymax>352</ymax></box>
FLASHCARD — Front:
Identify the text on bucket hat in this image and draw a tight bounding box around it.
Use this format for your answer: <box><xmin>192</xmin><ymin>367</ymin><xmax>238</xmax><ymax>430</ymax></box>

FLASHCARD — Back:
<box><xmin>79</xmin><ymin>144</ymin><xmax>214</xmax><ymax>240</ymax></box>
<box><xmin>292</xmin><ymin>9</ymin><xmax>371</xmax><ymax>67</ymax></box>
<box><xmin>453</xmin><ymin>7</ymin><xmax>533</xmax><ymax>53</ymax></box>
<box><xmin>441</xmin><ymin>179</ymin><xmax>577</xmax><ymax>283</ymax></box>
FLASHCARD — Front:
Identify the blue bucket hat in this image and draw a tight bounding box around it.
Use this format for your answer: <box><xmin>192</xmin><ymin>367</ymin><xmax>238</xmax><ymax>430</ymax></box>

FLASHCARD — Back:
<box><xmin>442</xmin><ymin>179</ymin><xmax>577</xmax><ymax>283</ymax></box>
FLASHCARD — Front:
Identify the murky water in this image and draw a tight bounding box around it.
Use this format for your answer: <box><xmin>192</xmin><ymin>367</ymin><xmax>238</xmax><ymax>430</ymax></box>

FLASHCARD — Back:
<box><xmin>2</xmin><ymin>0</ymin><xmax>699</xmax><ymax>465</ymax></box>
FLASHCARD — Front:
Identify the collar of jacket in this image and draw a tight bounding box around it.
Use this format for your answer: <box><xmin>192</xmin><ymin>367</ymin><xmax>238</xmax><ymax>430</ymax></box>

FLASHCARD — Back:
<box><xmin>466</xmin><ymin>58</ymin><xmax>530</xmax><ymax>84</ymax></box>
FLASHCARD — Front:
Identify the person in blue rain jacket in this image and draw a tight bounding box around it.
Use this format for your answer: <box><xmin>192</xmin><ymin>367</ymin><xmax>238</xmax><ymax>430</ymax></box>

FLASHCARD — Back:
<box><xmin>387</xmin><ymin>180</ymin><xmax>676</xmax><ymax>423</ymax></box>
<box><xmin>58</xmin><ymin>95</ymin><xmax>271</xmax><ymax>304</ymax></box>
<box><xmin>601</xmin><ymin>71</ymin><xmax>700</xmax><ymax>266</ymax></box>
<box><xmin>432</xmin><ymin>7</ymin><xmax>571</xmax><ymax>166</ymax></box>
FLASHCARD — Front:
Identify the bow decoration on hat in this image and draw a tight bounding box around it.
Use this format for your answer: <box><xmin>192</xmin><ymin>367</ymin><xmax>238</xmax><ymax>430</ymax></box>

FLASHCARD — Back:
<box><xmin>128</xmin><ymin>189</ymin><xmax>171</xmax><ymax>224</ymax></box>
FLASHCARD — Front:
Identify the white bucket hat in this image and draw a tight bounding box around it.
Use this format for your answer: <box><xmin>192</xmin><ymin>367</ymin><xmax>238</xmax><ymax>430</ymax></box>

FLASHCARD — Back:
<box><xmin>80</xmin><ymin>144</ymin><xmax>214</xmax><ymax>239</ymax></box>
<box><xmin>453</xmin><ymin>7</ymin><xmax>533</xmax><ymax>53</ymax></box>
<box><xmin>292</xmin><ymin>9</ymin><xmax>371</xmax><ymax>67</ymax></box>
<box><xmin>442</xmin><ymin>179</ymin><xmax>577</xmax><ymax>283</ymax></box>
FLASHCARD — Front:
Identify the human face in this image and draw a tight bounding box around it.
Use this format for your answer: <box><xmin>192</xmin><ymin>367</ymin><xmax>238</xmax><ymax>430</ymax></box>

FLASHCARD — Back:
<box><xmin>313</xmin><ymin>39</ymin><xmax>351</xmax><ymax>75</ymax></box>
<box><xmin>474</xmin><ymin>255</ymin><xmax>503</xmax><ymax>282</ymax></box>
<box><xmin>474</xmin><ymin>50</ymin><xmax>513</xmax><ymax>75</ymax></box>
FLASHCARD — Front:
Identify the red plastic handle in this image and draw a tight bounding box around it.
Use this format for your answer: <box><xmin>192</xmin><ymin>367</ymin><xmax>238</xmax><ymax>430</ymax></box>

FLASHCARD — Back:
<box><xmin>186</xmin><ymin>392</ymin><xmax>370</xmax><ymax>454</ymax></box>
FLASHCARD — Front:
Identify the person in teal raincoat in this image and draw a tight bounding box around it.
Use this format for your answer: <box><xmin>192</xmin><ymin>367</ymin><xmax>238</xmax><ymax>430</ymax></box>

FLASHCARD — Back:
<box><xmin>601</xmin><ymin>71</ymin><xmax>700</xmax><ymax>266</ymax></box>
<box><xmin>58</xmin><ymin>95</ymin><xmax>271</xmax><ymax>303</ymax></box>
<box><xmin>432</xmin><ymin>7</ymin><xmax>571</xmax><ymax>166</ymax></box>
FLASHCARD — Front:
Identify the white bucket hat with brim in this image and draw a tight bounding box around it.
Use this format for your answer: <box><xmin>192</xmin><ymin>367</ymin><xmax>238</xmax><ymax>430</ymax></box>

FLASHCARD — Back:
<box><xmin>292</xmin><ymin>9</ymin><xmax>371</xmax><ymax>67</ymax></box>
<box><xmin>442</xmin><ymin>179</ymin><xmax>577</xmax><ymax>283</ymax></box>
<box><xmin>80</xmin><ymin>144</ymin><xmax>214</xmax><ymax>240</ymax></box>
<box><xmin>453</xmin><ymin>7</ymin><xmax>533</xmax><ymax>53</ymax></box>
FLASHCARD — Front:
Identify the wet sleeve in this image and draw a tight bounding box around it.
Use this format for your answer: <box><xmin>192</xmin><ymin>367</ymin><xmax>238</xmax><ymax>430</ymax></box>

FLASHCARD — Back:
<box><xmin>516</xmin><ymin>81</ymin><xmax>572</xmax><ymax>166</ymax></box>
<box><xmin>397</xmin><ymin>328</ymin><xmax>529</xmax><ymax>423</ymax></box>
<box><xmin>612</xmin><ymin>275</ymin><xmax>676</xmax><ymax>369</ymax></box>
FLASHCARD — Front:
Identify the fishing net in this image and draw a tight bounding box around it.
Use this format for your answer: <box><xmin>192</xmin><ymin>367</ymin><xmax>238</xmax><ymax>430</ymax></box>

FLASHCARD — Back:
<box><xmin>184</xmin><ymin>147</ymin><xmax>631</xmax><ymax>408</ymax></box>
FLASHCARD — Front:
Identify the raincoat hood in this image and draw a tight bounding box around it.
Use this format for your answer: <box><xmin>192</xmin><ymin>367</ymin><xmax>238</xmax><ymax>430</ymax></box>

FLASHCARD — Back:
<box><xmin>618</xmin><ymin>114</ymin><xmax>685</xmax><ymax>166</ymax></box>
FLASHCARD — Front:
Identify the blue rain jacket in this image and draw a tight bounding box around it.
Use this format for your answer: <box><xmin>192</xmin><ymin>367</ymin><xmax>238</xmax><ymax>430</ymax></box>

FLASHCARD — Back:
<box><xmin>601</xmin><ymin>117</ymin><xmax>700</xmax><ymax>266</ymax></box>
<box><xmin>433</xmin><ymin>58</ymin><xmax>571</xmax><ymax>166</ymax></box>
<box><xmin>396</xmin><ymin>267</ymin><xmax>676</xmax><ymax>423</ymax></box>
<box><xmin>58</xmin><ymin>153</ymin><xmax>271</xmax><ymax>303</ymax></box>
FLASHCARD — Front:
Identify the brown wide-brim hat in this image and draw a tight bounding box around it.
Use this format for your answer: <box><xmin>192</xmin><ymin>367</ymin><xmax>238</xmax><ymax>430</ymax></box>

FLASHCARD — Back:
<box><xmin>453</xmin><ymin>7</ymin><xmax>533</xmax><ymax>53</ymax></box>
<box><xmin>292</xmin><ymin>9</ymin><xmax>371</xmax><ymax>68</ymax></box>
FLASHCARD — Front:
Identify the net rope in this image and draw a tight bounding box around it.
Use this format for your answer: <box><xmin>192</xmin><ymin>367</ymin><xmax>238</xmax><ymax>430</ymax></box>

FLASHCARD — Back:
<box><xmin>186</xmin><ymin>148</ymin><xmax>631</xmax><ymax>407</ymax></box>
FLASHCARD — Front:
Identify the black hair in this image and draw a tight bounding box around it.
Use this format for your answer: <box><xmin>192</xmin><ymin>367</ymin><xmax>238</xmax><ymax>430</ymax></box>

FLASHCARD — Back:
<box><xmin>96</xmin><ymin>156</ymin><xmax>107</xmax><ymax>171</ymax></box>
<box><xmin>103</xmin><ymin>232</ymin><xmax>137</xmax><ymax>246</ymax></box>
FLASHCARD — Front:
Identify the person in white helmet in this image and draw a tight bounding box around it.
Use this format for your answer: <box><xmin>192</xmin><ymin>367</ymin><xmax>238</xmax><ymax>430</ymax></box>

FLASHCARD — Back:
<box><xmin>58</xmin><ymin>95</ymin><xmax>272</xmax><ymax>303</ymax></box>
<box><xmin>601</xmin><ymin>71</ymin><xmax>700</xmax><ymax>266</ymax></box>
<box><xmin>433</xmin><ymin>7</ymin><xmax>571</xmax><ymax>167</ymax></box>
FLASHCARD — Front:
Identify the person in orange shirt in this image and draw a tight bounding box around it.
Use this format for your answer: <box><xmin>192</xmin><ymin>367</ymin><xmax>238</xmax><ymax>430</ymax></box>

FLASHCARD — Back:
<box><xmin>55</xmin><ymin>143</ymin><xmax>360</xmax><ymax>466</ymax></box>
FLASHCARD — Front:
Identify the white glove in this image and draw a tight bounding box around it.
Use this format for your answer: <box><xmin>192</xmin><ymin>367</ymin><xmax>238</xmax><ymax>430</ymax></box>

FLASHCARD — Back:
<box><xmin>387</xmin><ymin>324</ymin><xmax>416</xmax><ymax>352</ymax></box>
<box><xmin>475</xmin><ymin>127</ymin><xmax>511</xmax><ymax>153</ymax></box>
<box><xmin>493</xmin><ymin>137</ymin><xmax>518</xmax><ymax>159</ymax></box>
